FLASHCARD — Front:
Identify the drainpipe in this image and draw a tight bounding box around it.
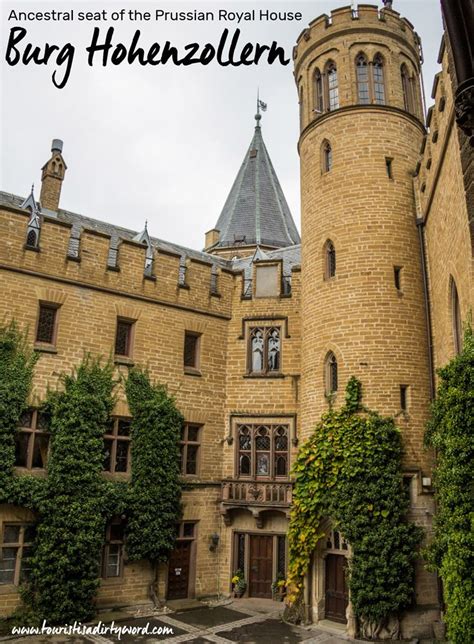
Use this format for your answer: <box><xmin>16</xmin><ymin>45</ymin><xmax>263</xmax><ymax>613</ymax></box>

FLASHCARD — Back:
<box><xmin>412</xmin><ymin>176</ymin><xmax>435</xmax><ymax>400</ymax></box>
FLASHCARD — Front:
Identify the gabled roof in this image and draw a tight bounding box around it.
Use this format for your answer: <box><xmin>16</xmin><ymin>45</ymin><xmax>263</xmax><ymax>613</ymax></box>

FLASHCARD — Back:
<box><xmin>212</xmin><ymin>116</ymin><xmax>300</xmax><ymax>250</ymax></box>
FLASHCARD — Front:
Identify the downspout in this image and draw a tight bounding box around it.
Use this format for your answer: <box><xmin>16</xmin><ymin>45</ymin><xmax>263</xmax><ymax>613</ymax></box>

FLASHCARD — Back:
<box><xmin>412</xmin><ymin>176</ymin><xmax>435</xmax><ymax>400</ymax></box>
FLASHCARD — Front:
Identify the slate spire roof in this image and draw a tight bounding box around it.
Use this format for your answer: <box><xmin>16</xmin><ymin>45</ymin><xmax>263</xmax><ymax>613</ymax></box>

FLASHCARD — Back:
<box><xmin>212</xmin><ymin>114</ymin><xmax>300</xmax><ymax>250</ymax></box>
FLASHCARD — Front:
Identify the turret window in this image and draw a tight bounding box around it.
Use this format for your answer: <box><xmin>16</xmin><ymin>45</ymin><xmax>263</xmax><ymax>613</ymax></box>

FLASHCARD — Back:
<box><xmin>450</xmin><ymin>278</ymin><xmax>462</xmax><ymax>354</ymax></box>
<box><xmin>325</xmin><ymin>62</ymin><xmax>339</xmax><ymax>111</ymax></box>
<box><xmin>356</xmin><ymin>54</ymin><xmax>370</xmax><ymax>104</ymax></box>
<box><xmin>314</xmin><ymin>68</ymin><xmax>324</xmax><ymax>113</ymax></box>
<box><xmin>323</xmin><ymin>142</ymin><xmax>333</xmax><ymax>173</ymax></box>
<box><xmin>401</xmin><ymin>64</ymin><xmax>414</xmax><ymax>114</ymax></box>
<box><xmin>373</xmin><ymin>54</ymin><xmax>385</xmax><ymax>104</ymax></box>
<box><xmin>324</xmin><ymin>240</ymin><xmax>336</xmax><ymax>279</ymax></box>
<box><xmin>325</xmin><ymin>352</ymin><xmax>338</xmax><ymax>394</ymax></box>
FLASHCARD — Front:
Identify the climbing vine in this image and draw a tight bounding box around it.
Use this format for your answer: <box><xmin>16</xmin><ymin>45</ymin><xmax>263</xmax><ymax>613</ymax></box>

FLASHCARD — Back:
<box><xmin>26</xmin><ymin>357</ymin><xmax>116</xmax><ymax>623</ymax></box>
<box><xmin>0</xmin><ymin>322</ymin><xmax>38</xmax><ymax>502</ymax></box>
<box><xmin>424</xmin><ymin>326</ymin><xmax>474</xmax><ymax>644</ymax></box>
<box><xmin>286</xmin><ymin>377</ymin><xmax>422</xmax><ymax>639</ymax></box>
<box><xmin>124</xmin><ymin>368</ymin><xmax>184</xmax><ymax>602</ymax></box>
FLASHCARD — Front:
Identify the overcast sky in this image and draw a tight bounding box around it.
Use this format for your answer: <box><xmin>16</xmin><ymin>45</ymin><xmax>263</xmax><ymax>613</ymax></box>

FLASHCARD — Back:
<box><xmin>1</xmin><ymin>0</ymin><xmax>444</xmax><ymax>251</ymax></box>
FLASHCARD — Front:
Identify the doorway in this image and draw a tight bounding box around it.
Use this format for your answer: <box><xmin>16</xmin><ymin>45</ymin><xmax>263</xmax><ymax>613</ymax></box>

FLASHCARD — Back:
<box><xmin>324</xmin><ymin>553</ymin><xmax>348</xmax><ymax>623</ymax></box>
<box><xmin>249</xmin><ymin>535</ymin><xmax>273</xmax><ymax>598</ymax></box>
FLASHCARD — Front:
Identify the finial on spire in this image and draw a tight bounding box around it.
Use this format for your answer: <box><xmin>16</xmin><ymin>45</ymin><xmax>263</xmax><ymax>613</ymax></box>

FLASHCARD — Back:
<box><xmin>255</xmin><ymin>89</ymin><xmax>267</xmax><ymax>127</ymax></box>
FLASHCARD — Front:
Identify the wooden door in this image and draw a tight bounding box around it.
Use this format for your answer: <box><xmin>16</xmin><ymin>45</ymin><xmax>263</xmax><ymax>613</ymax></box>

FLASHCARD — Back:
<box><xmin>249</xmin><ymin>535</ymin><xmax>273</xmax><ymax>598</ymax></box>
<box><xmin>325</xmin><ymin>554</ymin><xmax>348</xmax><ymax>623</ymax></box>
<box><xmin>167</xmin><ymin>541</ymin><xmax>191</xmax><ymax>600</ymax></box>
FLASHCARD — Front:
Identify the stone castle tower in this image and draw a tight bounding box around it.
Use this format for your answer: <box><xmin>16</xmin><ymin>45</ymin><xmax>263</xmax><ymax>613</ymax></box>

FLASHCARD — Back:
<box><xmin>295</xmin><ymin>5</ymin><xmax>432</xmax><ymax>472</ymax></box>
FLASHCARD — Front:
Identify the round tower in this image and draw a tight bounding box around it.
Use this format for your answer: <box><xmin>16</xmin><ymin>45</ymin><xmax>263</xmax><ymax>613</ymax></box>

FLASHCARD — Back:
<box><xmin>296</xmin><ymin>3</ymin><xmax>432</xmax><ymax>472</ymax></box>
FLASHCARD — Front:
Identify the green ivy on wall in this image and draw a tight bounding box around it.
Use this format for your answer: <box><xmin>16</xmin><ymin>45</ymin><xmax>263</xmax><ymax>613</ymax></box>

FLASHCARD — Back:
<box><xmin>286</xmin><ymin>377</ymin><xmax>422</xmax><ymax>639</ymax></box>
<box><xmin>0</xmin><ymin>322</ymin><xmax>184</xmax><ymax>624</ymax></box>
<box><xmin>125</xmin><ymin>368</ymin><xmax>184</xmax><ymax>603</ymax></box>
<box><xmin>424</xmin><ymin>326</ymin><xmax>474</xmax><ymax>644</ymax></box>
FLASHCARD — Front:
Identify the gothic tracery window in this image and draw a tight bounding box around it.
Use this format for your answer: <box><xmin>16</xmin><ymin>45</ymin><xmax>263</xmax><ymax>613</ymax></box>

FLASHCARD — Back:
<box><xmin>314</xmin><ymin>68</ymin><xmax>324</xmax><ymax>113</ymax></box>
<box><xmin>237</xmin><ymin>424</ymin><xmax>289</xmax><ymax>478</ymax></box>
<box><xmin>401</xmin><ymin>64</ymin><xmax>414</xmax><ymax>113</ymax></box>
<box><xmin>356</xmin><ymin>53</ymin><xmax>370</xmax><ymax>104</ymax></box>
<box><xmin>325</xmin><ymin>352</ymin><xmax>338</xmax><ymax>394</ymax></box>
<box><xmin>323</xmin><ymin>141</ymin><xmax>333</xmax><ymax>173</ymax></box>
<box><xmin>373</xmin><ymin>54</ymin><xmax>386</xmax><ymax>104</ymax></box>
<box><xmin>325</xmin><ymin>240</ymin><xmax>336</xmax><ymax>278</ymax></box>
<box><xmin>325</xmin><ymin>61</ymin><xmax>339</xmax><ymax>111</ymax></box>
<box><xmin>248</xmin><ymin>326</ymin><xmax>281</xmax><ymax>375</ymax></box>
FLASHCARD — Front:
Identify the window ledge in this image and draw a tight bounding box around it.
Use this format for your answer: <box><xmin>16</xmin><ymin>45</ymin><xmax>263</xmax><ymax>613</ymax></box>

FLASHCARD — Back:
<box><xmin>24</xmin><ymin>244</ymin><xmax>40</xmax><ymax>253</ymax></box>
<box><xmin>34</xmin><ymin>344</ymin><xmax>57</xmax><ymax>354</ymax></box>
<box><xmin>210</xmin><ymin>291</ymin><xmax>221</xmax><ymax>298</ymax></box>
<box><xmin>397</xmin><ymin>289</ymin><xmax>405</xmax><ymax>297</ymax></box>
<box><xmin>144</xmin><ymin>274</ymin><xmax>157</xmax><ymax>282</ymax></box>
<box><xmin>14</xmin><ymin>468</ymin><xmax>47</xmax><ymax>478</ymax></box>
<box><xmin>244</xmin><ymin>372</ymin><xmax>285</xmax><ymax>379</ymax></box>
<box><xmin>179</xmin><ymin>283</ymin><xmax>190</xmax><ymax>290</ymax></box>
<box><xmin>114</xmin><ymin>356</ymin><xmax>135</xmax><ymax>367</ymax></box>
<box><xmin>0</xmin><ymin>584</ymin><xmax>17</xmax><ymax>595</ymax></box>
<box><xmin>184</xmin><ymin>367</ymin><xmax>202</xmax><ymax>377</ymax></box>
<box><xmin>66</xmin><ymin>254</ymin><xmax>81</xmax><ymax>263</ymax></box>
<box><xmin>107</xmin><ymin>265</ymin><xmax>121</xmax><ymax>272</ymax></box>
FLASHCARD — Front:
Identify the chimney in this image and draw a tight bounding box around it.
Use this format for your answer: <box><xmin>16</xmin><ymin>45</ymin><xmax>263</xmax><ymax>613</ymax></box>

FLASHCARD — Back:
<box><xmin>40</xmin><ymin>139</ymin><xmax>67</xmax><ymax>211</ymax></box>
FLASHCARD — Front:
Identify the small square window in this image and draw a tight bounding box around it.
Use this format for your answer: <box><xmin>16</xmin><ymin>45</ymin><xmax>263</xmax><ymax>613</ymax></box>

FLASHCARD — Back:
<box><xmin>115</xmin><ymin>319</ymin><xmax>133</xmax><ymax>357</ymax></box>
<box><xmin>184</xmin><ymin>332</ymin><xmax>200</xmax><ymax>370</ymax></box>
<box><xmin>182</xmin><ymin>522</ymin><xmax>195</xmax><ymax>538</ymax></box>
<box><xmin>36</xmin><ymin>303</ymin><xmax>58</xmax><ymax>344</ymax></box>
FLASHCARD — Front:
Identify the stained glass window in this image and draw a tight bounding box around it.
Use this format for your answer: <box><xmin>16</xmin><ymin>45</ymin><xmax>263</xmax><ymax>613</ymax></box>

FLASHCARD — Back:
<box><xmin>237</xmin><ymin>424</ymin><xmax>289</xmax><ymax>479</ymax></box>
<box><xmin>248</xmin><ymin>327</ymin><xmax>281</xmax><ymax>375</ymax></box>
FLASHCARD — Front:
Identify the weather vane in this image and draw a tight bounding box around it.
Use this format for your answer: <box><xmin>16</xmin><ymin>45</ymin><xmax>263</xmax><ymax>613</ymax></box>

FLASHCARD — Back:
<box><xmin>255</xmin><ymin>89</ymin><xmax>267</xmax><ymax>125</ymax></box>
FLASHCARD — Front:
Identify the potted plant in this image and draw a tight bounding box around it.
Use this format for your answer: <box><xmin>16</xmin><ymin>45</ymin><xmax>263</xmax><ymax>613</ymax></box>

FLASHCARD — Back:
<box><xmin>231</xmin><ymin>569</ymin><xmax>247</xmax><ymax>598</ymax></box>
<box><xmin>271</xmin><ymin>573</ymin><xmax>286</xmax><ymax>601</ymax></box>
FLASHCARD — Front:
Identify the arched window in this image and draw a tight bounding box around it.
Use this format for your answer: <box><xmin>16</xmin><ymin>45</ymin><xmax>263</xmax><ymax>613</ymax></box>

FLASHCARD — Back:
<box><xmin>324</xmin><ymin>240</ymin><xmax>336</xmax><ymax>278</ymax></box>
<box><xmin>325</xmin><ymin>352</ymin><xmax>338</xmax><ymax>394</ymax></box>
<box><xmin>322</xmin><ymin>141</ymin><xmax>333</xmax><ymax>173</ymax></box>
<box><xmin>401</xmin><ymin>64</ymin><xmax>414</xmax><ymax>113</ymax></box>
<box><xmin>450</xmin><ymin>278</ymin><xmax>462</xmax><ymax>354</ymax></box>
<box><xmin>356</xmin><ymin>53</ymin><xmax>369</xmax><ymax>104</ymax></box>
<box><xmin>314</xmin><ymin>68</ymin><xmax>324</xmax><ymax>113</ymax></box>
<box><xmin>325</xmin><ymin>61</ymin><xmax>339</xmax><ymax>111</ymax></box>
<box><xmin>26</xmin><ymin>229</ymin><xmax>38</xmax><ymax>248</ymax></box>
<box><xmin>299</xmin><ymin>85</ymin><xmax>304</xmax><ymax>130</ymax></box>
<box><xmin>373</xmin><ymin>54</ymin><xmax>385</xmax><ymax>104</ymax></box>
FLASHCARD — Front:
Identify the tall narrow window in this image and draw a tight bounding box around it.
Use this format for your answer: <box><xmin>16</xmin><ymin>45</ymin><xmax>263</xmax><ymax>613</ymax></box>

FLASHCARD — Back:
<box><xmin>15</xmin><ymin>409</ymin><xmax>50</xmax><ymax>470</ymax></box>
<box><xmin>356</xmin><ymin>54</ymin><xmax>370</xmax><ymax>104</ymax></box>
<box><xmin>325</xmin><ymin>240</ymin><xmax>336</xmax><ymax>279</ymax></box>
<box><xmin>323</xmin><ymin>141</ymin><xmax>333</xmax><ymax>173</ymax></box>
<box><xmin>115</xmin><ymin>318</ymin><xmax>133</xmax><ymax>357</ymax></box>
<box><xmin>0</xmin><ymin>524</ymin><xmax>35</xmax><ymax>585</ymax></box>
<box><xmin>299</xmin><ymin>86</ymin><xmax>304</xmax><ymax>130</ymax></box>
<box><xmin>36</xmin><ymin>303</ymin><xmax>58</xmax><ymax>345</ymax></box>
<box><xmin>325</xmin><ymin>352</ymin><xmax>338</xmax><ymax>394</ymax></box>
<box><xmin>184</xmin><ymin>332</ymin><xmax>201</xmax><ymax>371</ymax></box>
<box><xmin>394</xmin><ymin>266</ymin><xmax>402</xmax><ymax>290</ymax></box>
<box><xmin>401</xmin><ymin>64</ymin><xmax>414</xmax><ymax>113</ymax></box>
<box><xmin>325</xmin><ymin>61</ymin><xmax>339</xmax><ymax>111</ymax></box>
<box><xmin>400</xmin><ymin>385</ymin><xmax>408</xmax><ymax>411</ymax></box>
<box><xmin>451</xmin><ymin>278</ymin><xmax>462</xmax><ymax>354</ymax></box>
<box><xmin>314</xmin><ymin>69</ymin><xmax>323</xmax><ymax>113</ymax></box>
<box><xmin>103</xmin><ymin>418</ymin><xmax>131</xmax><ymax>474</ymax></box>
<box><xmin>180</xmin><ymin>423</ymin><xmax>202</xmax><ymax>476</ymax></box>
<box><xmin>386</xmin><ymin>157</ymin><xmax>394</xmax><ymax>179</ymax></box>
<box><xmin>102</xmin><ymin>520</ymin><xmax>125</xmax><ymax>578</ymax></box>
<box><xmin>248</xmin><ymin>327</ymin><xmax>281</xmax><ymax>375</ymax></box>
<box><xmin>373</xmin><ymin>54</ymin><xmax>385</xmax><ymax>104</ymax></box>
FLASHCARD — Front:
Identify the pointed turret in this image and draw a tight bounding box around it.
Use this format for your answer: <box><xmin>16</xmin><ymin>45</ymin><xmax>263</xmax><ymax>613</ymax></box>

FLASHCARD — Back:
<box><xmin>205</xmin><ymin>113</ymin><xmax>300</xmax><ymax>257</ymax></box>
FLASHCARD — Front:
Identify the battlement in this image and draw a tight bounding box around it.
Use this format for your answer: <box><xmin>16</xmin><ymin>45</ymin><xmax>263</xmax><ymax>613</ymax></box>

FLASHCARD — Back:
<box><xmin>295</xmin><ymin>4</ymin><xmax>420</xmax><ymax>68</ymax></box>
<box><xmin>0</xmin><ymin>202</ymin><xmax>234</xmax><ymax>319</ymax></box>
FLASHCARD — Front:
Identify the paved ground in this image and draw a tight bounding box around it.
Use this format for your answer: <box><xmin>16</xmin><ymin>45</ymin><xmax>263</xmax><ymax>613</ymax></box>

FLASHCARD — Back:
<box><xmin>1</xmin><ymin>598</ymin><xmax>428</xmax><ymax>643</ymax></box>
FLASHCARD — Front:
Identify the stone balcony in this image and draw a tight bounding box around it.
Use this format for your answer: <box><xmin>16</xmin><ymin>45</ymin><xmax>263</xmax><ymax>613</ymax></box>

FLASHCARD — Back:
<box><xmin>220</xmin><ymin>479</ymin><xmax>293</xmax><ymax>528</ymax></box>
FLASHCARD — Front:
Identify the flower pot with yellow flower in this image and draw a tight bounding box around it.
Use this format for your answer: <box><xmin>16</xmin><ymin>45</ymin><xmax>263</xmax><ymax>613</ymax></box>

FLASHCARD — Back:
<box><xmin>271</xmin><ymin>573</ymin><xmax>287</xmax><ymax>601</ymax></box>
<box><xmin>231</xmin><ymin>569</ymin><xmax>247</xmax><ymax>598</ymax></box>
